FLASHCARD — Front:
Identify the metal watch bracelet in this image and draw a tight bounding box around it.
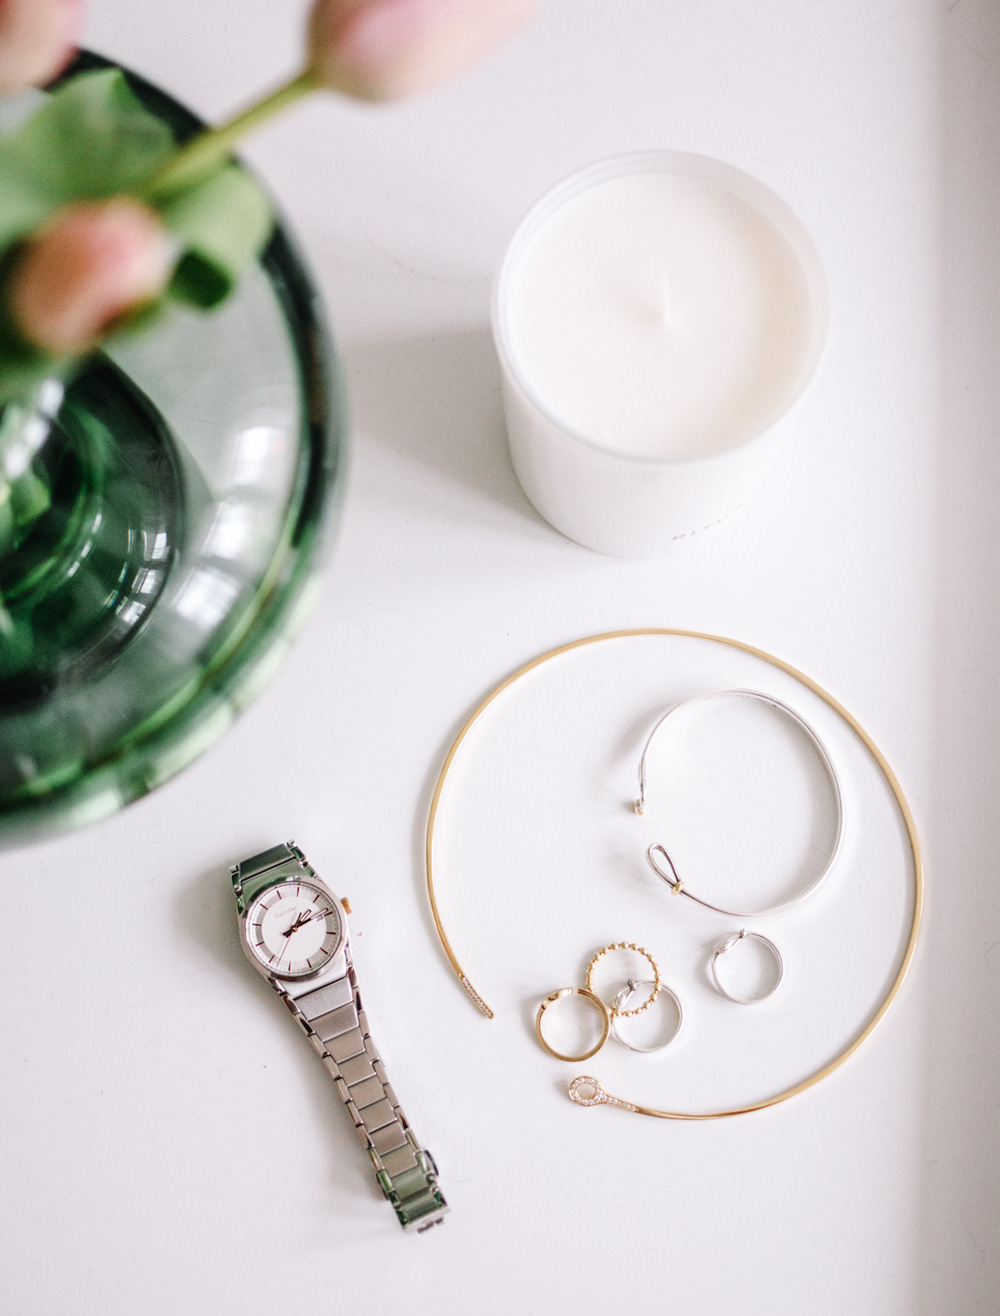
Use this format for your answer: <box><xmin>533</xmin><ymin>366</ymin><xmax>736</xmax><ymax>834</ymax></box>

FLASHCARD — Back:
<box><xmin>231</xmin><ymin>842</ymin><xmax>447</xmax><ymax>1232</ymax></box>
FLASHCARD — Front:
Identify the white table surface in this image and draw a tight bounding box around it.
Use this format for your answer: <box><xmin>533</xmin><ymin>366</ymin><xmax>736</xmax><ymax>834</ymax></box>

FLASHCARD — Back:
<box><xmin>3</xmin><ymin>1</ymin><xmax>998</xmax><ymax>1312</ymax></box>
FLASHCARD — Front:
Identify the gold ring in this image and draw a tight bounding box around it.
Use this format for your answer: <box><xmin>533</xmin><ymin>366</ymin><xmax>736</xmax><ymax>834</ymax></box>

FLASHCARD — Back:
<box><xmin>535</xmin><ymin>987</ymin><xmax>610</xmax><ymax>1061</ymax></box>
<box><xmin>586</xmin><ymin>942</ymin><xmax>661</xmax><ymax>1016</ymax></box>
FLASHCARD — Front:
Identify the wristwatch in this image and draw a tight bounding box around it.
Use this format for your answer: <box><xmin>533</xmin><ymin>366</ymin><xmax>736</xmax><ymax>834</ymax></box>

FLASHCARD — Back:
<box><xmin>231</xmin><ymin>841</ymin><xmax>447</xmax><ymax>1232</ymax></box>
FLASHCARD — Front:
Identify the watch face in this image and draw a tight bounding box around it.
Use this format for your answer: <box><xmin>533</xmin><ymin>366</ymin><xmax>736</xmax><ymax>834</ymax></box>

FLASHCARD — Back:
<box><xmin>244</xmin><ymin>881</ymin><xmax>343</xmax><ymax>978</ymax></box>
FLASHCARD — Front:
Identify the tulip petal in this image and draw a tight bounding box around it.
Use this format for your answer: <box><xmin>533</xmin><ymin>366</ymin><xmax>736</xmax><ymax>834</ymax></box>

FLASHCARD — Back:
<box><xmin>0</xmin><ymin>0</ymin><xmax>82</xmax><ymax>96</ymax></box>
<box><xmin>8</xmin><ymin>199</ymin><xmax>175</xmax><ymax>355</ymax></box>
<box><xmin>308</xmin><ymin>0</ymin><xmax>538</xmax><ymax>100</ymax></box>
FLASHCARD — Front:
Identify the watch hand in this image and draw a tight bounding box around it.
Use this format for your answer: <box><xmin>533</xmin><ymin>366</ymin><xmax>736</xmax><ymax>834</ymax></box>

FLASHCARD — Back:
<box><xmin>293</xmin><ymin>907</ymin><xmax>335</xmax><ymax>928</ymax></box>
<box><xmin>281</xmin><ymin>903</ymin><xmax>334</xmax><ymax>941</ymax></box>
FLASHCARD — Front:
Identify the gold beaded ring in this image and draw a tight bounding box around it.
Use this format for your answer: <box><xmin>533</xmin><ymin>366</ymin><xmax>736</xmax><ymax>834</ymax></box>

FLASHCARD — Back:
<box><xmin>585</xmin><ymin>942</ymin><xmax>661</xmax><ymax>1017</ymax></box>
<box><xmin>535</xmin><ymin>986</ymin><xmax>611</xmax><ymax>1062</ymax></box>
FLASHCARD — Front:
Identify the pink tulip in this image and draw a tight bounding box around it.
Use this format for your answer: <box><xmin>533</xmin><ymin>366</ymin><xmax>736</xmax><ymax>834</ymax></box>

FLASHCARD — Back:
<box><xmin>0</xmin><ymin>0</ymin><xmax>82</xmax><ymax>95</ymax></box>
<box><xmin>9</xmin><ymin>200</ymin><xmax>176</xmax><ymax>356</ymax></box>
<box><xmin>307</xmin><ymin>0</ymin><xmax>538</xmax><ymax>100</ymax></box>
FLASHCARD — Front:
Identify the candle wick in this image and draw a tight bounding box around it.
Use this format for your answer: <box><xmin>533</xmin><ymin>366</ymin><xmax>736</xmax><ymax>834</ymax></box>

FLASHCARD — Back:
<box><xmin>655</xmin><ymin>268</ymin><xmax>676</xmax><ymax>328</ymax></box>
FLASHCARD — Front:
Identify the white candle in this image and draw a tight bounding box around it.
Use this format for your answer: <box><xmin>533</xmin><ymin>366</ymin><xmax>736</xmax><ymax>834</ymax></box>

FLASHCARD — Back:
<box><xmin>493</xmin><ymin>153</ymin><xmax>827</xmax><ymax>555</ymax></box>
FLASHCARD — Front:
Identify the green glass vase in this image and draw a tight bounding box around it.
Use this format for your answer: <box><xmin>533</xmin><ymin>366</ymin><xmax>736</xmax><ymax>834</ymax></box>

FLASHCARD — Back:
<box><xmin>0</xmin><ymin>54</ymin><xmax>345</xmax><ymax>848</ymax></box>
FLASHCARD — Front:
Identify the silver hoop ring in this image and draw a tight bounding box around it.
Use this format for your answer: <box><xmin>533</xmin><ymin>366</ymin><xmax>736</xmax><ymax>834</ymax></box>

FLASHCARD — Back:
<box><xmin>711</xmin><ymin>929</ymin><xmax>784</xmax><ymax>1004</ymax></box>
<box><xmin>610</xmin><ymin>978</ymin><xmax>683</xmax><ymax>1052</ymax></box>
<box><xmin>638</xmin><ymin>689</ymin><xmax>844</xmax><ymax>919</ymax></box>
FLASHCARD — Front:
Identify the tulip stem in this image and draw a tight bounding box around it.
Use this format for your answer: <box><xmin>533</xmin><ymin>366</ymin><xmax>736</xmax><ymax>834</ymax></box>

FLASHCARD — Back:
<box><xmin>145</xmin><ymin>69</ymin><xmax>321</xmax><ymax>198</ymax></box>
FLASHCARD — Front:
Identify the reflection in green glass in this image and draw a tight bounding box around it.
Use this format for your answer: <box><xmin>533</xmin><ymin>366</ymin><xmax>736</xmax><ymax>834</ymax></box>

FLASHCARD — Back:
<box><xmin>0</xmin><ymin>358</ymin><xmax>181</xmax><ymax>706</ymax></box>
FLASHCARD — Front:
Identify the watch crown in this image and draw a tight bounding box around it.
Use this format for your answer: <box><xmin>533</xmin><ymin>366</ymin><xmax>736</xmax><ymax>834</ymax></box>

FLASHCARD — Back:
<box><xmin>341</xmin><ymin>897</ymin><xmax>353</xmax><ymax>914</ymax></box>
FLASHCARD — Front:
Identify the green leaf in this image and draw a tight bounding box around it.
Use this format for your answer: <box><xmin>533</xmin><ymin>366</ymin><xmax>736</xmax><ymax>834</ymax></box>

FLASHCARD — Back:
<box><xmin>0</xmin><ymin>66</ymin><xmax>274</xmax><ymax>410</ymax></box>
<box><xmin>0</xmin><ymin>153</ymin><xmax>55</xmax><ymax>250</ymax></box>
<box><xmin>159</xmin><ymin>163</ymin><xmax>274</xmax><ymax>309</ymax></box>
<box><xmin>0</xmin><ymin>65</ymin><xmax>274</xmax><ymax>305</ymax></box>
<box><xmin>0</xmin><ymin>69</ymin><xmax>176</xmax><ymax>221</ymax></box>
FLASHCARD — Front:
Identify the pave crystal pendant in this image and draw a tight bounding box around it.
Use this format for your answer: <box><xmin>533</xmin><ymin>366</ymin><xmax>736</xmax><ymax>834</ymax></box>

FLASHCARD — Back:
<box><xmin>568</xmin><ymin>1076</ymin><xmax>638</xmax><ymax>1112</ymax></box>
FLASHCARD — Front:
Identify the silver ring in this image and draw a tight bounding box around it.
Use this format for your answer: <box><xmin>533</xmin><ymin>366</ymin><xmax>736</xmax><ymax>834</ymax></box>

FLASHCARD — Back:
<box><xmin>610</xmin><ymin>978</ymin><xmax>683</xmax><ymax>1052</ymax></box>
<box><xmin>711</xmin><ymin>929</ymin><xmax>784</xmax><ymax>1004</ymax></box>
<box><xmin>637</xmin><ymin>689</ymin><xmax>845</xmax><ymax>919</ymax></box>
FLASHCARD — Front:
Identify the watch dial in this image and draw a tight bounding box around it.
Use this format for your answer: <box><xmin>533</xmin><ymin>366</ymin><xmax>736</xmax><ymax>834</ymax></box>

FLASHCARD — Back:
<box><xmin>245</xmin><ymin>881</ymin><xmax>343</xmax><ymax>977</ymax></box>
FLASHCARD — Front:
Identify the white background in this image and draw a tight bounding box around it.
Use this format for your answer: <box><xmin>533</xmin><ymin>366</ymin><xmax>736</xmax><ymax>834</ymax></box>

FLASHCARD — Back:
<box><xmin>1</xmin><ymin>1</ymin><xmax>998</xmax><ymax>1312</ymax></box>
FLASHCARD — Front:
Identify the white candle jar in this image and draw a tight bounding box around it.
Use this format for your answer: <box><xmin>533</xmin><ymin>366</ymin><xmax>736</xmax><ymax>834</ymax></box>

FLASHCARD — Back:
<box><xmin>492</xmin><ymin>152</ymin><xmax>828</xmax><ymax>557</ymax></box>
